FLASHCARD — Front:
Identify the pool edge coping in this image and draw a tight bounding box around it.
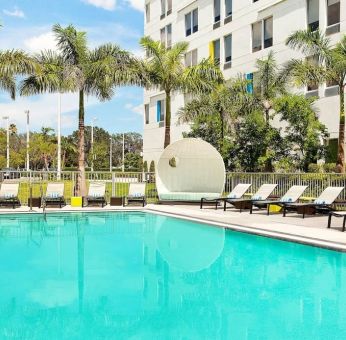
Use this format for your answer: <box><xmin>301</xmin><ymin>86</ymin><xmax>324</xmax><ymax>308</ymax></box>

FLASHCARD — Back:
<box><xmin>146</xmin><ymin>207</ymin><xmax>346</xmax><ymax>253</ymax></box>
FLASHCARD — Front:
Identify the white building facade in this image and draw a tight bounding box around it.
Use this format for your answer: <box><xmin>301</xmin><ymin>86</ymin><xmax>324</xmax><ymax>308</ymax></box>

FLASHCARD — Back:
<box><xmin>143</xmin><ymin>0</ymin><xmax>346</xmax><ymax>166</ymax></box>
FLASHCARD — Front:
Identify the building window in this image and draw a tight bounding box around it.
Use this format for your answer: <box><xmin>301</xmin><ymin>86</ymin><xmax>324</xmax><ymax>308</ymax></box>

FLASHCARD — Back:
<box><xmin>185</xmin><ymin>49</ymin><xmax>198</xmax><ymax>67</ymax></box>
<box><xmin>224</xmin><ymin>34</ymin><xmax>232</xmax><ymax>63</ymax></box>
<box><xmin>212</xmin><ymin>39</ymin><xmax>220</xmax><ymax>65</ymax></box>
<box><xmin>160</xmin><ymin>24</ymin><xmax>172</xmax><ymax>48</ymax></box>
<box><xmin>157</xmin><ymin>100</ymin><xmax>165</xmax><ymax>122</ymax></box>
<box><xmin>167</xmin><ymin>0</ymin><xmax>172</xmax><ymax>15</ymax></box>
<box><xmin>225</xmin><ymin>0</ymin><xmax>232</xmax><ymax>17</ymax></box>
<box><xmin>264</xmin><ymin>17</ymin><xmax>273</xmax><ymax>48</ymax></box>
<box><xmin>327</xmin><ymin>0</ymin><xmax>340</xmax><ymax>27</ymax></box>
<box><xmin>161</xmin><ymin>0</ymin><xmax>166</xmax><ymax>19</ymax></box>
<box><xmin>145</xmin><ymin>3</ymin><xmax>150</xmax><ymax>23</ymax></box>
<box><xmin>145</xmin><ymin>104</ymin><xmax>149</xmax><ymax>124</ymax></box>
<box><xmin>252</xmin><ymin>17</ymin><xmax>273</xmax><ymax>53</ymax></box>
<box><xmin>307</xmin><ymin>0</ymin><xmax>319</xmax><ymax>31</ymax></box>
<box><xmin>161</xmin><ymin>0</ymin><xmax>172</xmax><ymax>19</ymax></box>
<box><xmin>252</xmin><ymin>21</ymin><xmax>262</xmax><ymax>52</ymax></box>
<box><xmin>185</xmin><ymin>9</ymin><xmax>198</xmax><ymax>36</ymax></box>
<box><xmin>214</xmin><ymin>0</ymin><xmax>221</xmax><ymax>23</ymax></box>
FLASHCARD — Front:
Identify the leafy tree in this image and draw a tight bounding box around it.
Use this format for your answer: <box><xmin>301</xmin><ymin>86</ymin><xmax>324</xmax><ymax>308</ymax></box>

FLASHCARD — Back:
<box><xmin>274</xmin><ymin>94</ymin><xmax>328</xmax><ymax>171</ymax></box>
<box><xmin>21</xmin><ymin>24</ymin><xmax>141</xmax><ymax>195</ymax></box>
<box><xmin>140</xmin><ymin>37</ymin><xmax>223</xmax><ymax>149</ymax></box>
<box><xmin>29</xmin><ymin>132</ymin><xmax>57</xmax><ymax>170</ymax></box>
<box><xmin>61</xmin><ymin>136</ymin><xmax>77</xmax><ymax>169</ymax></box>
<box><xmin>285</xmin><ymin>30</ymin><xmax>346</xmax><ymax>172</ymax></box>
<box><xmin>124</xmin><ymin>153</ymin><xmax>143</xmax><ymax>172</ymax></box>
<box><xmin>180</xmin><ymin>78</ymin><xmax>259</xmax><ymax>165</ymax></box>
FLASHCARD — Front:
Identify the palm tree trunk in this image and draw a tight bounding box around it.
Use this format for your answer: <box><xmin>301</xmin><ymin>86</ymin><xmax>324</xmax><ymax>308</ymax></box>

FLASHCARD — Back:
<box><xmin>164</xmin><ymin>91</ymin><xmax>171</xmax><ymax>149</ymax></box>
<box><xmin>219</xmin><ymin>110</ymin><xmax>224</xmax><ymax>151</ymax></box>
<box><xmin>76</xmin><ymin>90</ymin><xmax>87</xmax><ymax>196</ymax></box>
<box><xmin>336</xmin><ymin>85</ymin><xmax>345</xmax><ymax>173</ymax></box>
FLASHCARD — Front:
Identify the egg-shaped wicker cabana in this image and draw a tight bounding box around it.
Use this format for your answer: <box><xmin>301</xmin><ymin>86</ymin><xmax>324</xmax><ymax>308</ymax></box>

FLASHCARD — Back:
<box><xmin>156</xmin><ymin>138</ymin><xmax>226</xmax><ymax>201</ymax></box>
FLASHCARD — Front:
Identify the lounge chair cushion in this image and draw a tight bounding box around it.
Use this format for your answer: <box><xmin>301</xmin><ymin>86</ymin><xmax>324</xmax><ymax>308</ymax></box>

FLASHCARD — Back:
<box><xmin>90</xmin><ymin>193</ymin><xmax>104</xmax><ymax>198</ymax></box>
<box><xmin>252</xmin><ymin>195</ymin><xmax>262</xmax><ymax>200</ymax></box>
<box><xmin>160</xmin><ymin>192</ymin><xmax>221</xmax><ymax>201</ymax></box>
<box><xmin>227</xmin><ymin>194</ymin><xmax>237</xmax><ymax>199</ymax></box>
<box><xmin>129</xmin><ymin>192</ymin><xmax>144</xmax><ymax>198</ymax></box>
<box><xmin>0</xmin><ymin>193</ymin><xmax>15</xmax><ymax>199</ymax></box>
<box><xmin>47</xmin><ymin>192</ymin><xmax>61</xmax><ymax>199</ymax></box>
<box><xmin>280</xmin><ymin>197</ymin><xmax>293</xmax><ymax>203</ymax></box>
<box><xmin>314</xmin><ymin>199</ymin><xmax>326</xmax><ymax>205</ymax></box>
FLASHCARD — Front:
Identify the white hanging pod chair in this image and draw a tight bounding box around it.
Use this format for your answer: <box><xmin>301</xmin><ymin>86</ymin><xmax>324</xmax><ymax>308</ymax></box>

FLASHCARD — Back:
<box><xmin>156</xmin><ymin>138</ymin><xmax>226</xmax><ymax>202</ymax></box>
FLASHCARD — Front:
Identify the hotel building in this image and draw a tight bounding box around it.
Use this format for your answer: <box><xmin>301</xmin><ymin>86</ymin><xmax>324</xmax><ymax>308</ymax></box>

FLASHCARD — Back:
<box><xmin>143</xmin><ymin>0</ymin><xmax>345</xmax><ymax>165</ymax></box>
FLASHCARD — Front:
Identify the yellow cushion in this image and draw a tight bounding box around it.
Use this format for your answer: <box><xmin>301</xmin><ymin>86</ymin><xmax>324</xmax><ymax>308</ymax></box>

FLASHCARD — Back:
<box><xmin>269</xmin><ymin>204</ymin><xmax>282</xmax><ymax>213</ymax></box>
<box><xmin>71</xmin><ymin>196</ymin><xmax>82</xmax><ymax>207</ymax></box>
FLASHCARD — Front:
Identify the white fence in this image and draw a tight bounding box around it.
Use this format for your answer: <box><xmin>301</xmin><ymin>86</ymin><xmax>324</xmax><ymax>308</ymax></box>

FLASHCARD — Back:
<box><xmin>1</xmin><ymin>170</ymin><xmax>346</xmax><ymax>205</ymax></box>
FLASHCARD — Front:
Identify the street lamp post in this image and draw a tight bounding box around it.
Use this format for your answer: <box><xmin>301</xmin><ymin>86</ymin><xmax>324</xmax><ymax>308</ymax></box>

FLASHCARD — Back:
<box><xmin>57</xmin><ymin>93</ymin><xmax>62</xmax><ymax>179</ymax></box>
<box><xmin>25</xmin><ymin>110</ymin><xmax>30</xmax><ymax>171</ymax></box>
<box><xmin>122</xmin><ymin>133</ymin><xmax>125</xmax><ymax>172</ymax></box>
<box><xmin>2</xmin><ymin>116</ymin><xmax>9</xmax><ymax>168</ymax></box>
<box><xmin>109</xmin><ymin>137</ymin><xmax>113</xmax><ymax>173</ymax></box>
<box><xmin>91</xmin><ymin>117</ymin><xmax>97</xmax><ymax>172</ymax></box>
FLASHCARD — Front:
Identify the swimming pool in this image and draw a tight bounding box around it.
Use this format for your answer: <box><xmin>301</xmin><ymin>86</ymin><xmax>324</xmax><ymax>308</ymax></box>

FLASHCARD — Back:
<box><xmin>0</xmin><ymin>211</ymin><xmax>345</xmax><ymax>339</ymax></box>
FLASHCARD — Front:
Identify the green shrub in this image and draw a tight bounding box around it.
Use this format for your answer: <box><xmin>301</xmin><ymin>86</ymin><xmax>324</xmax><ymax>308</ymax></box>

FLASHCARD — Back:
<box><xmin>324</xmin><ymin>163</ymin><xmax>337</xmax><ymax>173</ymax></box>
<box><xmin>308</xmin><ymin>163</ymin><xmax>321</xmax><ymax>173</ymax></box>
<box><xmin>143</xmin><ymin>161</ymin><xmax>148</xmax><ymax>172</ymax></box>
<box><xmin>149</xmin><ymin>160</ymin><xmax>155</xmax><ymax>172</ymax></box>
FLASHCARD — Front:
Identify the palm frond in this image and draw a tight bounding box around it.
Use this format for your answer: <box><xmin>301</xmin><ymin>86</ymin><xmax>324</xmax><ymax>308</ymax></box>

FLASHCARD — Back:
<box><xmin>0</xmin><ymin>73</ymin><xmax>16</xmax><ymax>99</ymax></box>
<box><xmin>286</xmin><ymin>29</ymin><xmax>331</xmax><ymax>62</ymax></box>
<box><xmin>52</xmin><ymin>24</ymin><xmax>88</xmax><ymax>65</ymax></box>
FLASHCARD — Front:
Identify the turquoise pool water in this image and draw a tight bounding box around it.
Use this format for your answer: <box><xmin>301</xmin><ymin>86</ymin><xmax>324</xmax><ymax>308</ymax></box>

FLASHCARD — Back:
<box><xmin>0</xmin><ymin>212</ymin><xmax>346</xmax><ymax>339</ymax></box>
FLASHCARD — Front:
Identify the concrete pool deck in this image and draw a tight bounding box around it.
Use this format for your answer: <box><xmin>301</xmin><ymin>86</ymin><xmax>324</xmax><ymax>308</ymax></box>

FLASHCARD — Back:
<box><xmin>1</xmin><ymin>204</ymin><xmax>346</xmax><ymax>252</ymax></box>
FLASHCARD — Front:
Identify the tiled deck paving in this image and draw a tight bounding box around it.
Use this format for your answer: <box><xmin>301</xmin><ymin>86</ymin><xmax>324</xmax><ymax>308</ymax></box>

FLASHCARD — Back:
<box><xmin>1</xmin><ymin>204</ymin><xmax>346</xmax><ymax>251</ymax></box>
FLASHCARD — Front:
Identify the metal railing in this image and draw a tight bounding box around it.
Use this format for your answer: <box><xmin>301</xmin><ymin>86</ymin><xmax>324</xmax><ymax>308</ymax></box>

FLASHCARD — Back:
<box><xmin>1</xmin><ymin>170</ymin><xmax>346</xmax><ymax>206</ymax></box>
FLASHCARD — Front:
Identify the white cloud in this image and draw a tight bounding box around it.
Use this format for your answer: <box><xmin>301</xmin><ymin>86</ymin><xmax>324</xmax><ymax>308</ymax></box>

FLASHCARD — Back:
<box><xmin>24</xmin><ymin>32</ymin><xmax>57</xmax><ymax>53</ymax></box>
<box><xmin>125</xmin><ymin>103</ymin><xmax>143</xmax><ymax>115</ymax></box>
<box><xmin>3</xmin><ymin>7</ymin><xmax>25</xmax><ymax>18</ymax></box>
<box><xmin>125</xmin><ymin>0</ymin><xmax>144</xmax><ymax>11</ymax></box>
<box><xmin>82</xmin><ymin>0</ymin><xmax>116</xmax><ymax>10</ymax></box>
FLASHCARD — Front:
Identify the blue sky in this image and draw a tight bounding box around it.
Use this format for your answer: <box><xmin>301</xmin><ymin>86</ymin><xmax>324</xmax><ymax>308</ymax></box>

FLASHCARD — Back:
<box><xmin>0</xmin><ymin>0</ymin><xmax>144</xmax><ymax>135</ymax></box>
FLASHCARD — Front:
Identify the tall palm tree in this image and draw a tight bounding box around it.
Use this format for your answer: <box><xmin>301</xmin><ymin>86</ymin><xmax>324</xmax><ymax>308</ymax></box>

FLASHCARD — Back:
<box><xmin>21</xmin><ymin>24</ymin><xmax>141</xmax><ymax>195</ymax></box>
<box><xmin>286</xmin><ymin>30</ymin><xmax>346</xmax><ymax>172</ymax></box>
<box><xmin>140</xmin><ymin>37</ymin><xmax>223</xmax><ymax>148</ymax></box>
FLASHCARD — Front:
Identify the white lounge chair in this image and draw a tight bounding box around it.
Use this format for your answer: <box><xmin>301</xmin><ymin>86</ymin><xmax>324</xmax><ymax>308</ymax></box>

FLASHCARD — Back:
<box><xmin>85</xmin><ymin>182</ymin><xmax>107</xmax><ymax>207</ymax></box>
<box><xmin>0</xmin><ymin>183</ymin><xmax>20</xmax><ymax>209</ymax></box>
<box><xmin>223</xmin><ymin>183</ymin><xmax>278</xmax><ymax>212</ymax></box>
<box><xmin>251</xmin><ymin>185</ymin><xmax>308</xmax><ymax>215</ymax></box>
<box><xmin>124</xmin><ymin>183</ymin><xmax>146</xmax><ymax>207</ymax></box>
<box><xmin>284</xmin><ymin>186</ymin><xmax>344</xmax><ymax>218</ymax></box>
<box><xmin>200</xmin><ymin>183</ymin><xmax>251</xmax><ymax>209</ymax></box>
<box><xmin>42</xmin><ymin>183</ymin><xmax>65</xmax><ymax>208</ymax></box>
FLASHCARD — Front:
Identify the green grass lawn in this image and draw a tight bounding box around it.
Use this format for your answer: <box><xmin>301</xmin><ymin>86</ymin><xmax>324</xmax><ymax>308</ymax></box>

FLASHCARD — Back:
<box><xmin>17</xmin><ymin>180</ymin><xmax>158</xmax><ymax>205</ymax></box>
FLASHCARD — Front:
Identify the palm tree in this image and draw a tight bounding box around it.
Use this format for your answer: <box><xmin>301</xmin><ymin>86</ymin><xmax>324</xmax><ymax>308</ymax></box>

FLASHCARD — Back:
<box><xmin>178</xmin><ymin>78</ymin><xmax>259</xmax><ymax>152</ymax></box>
<box><xmin>140</xmin><ymin>37</ymin><xmax>223</xmax><ymax>148</ymax></box>
<box><xmin>21</xmin><ymin>24</ymin><xmax>141</xmax><ymax>195</ymax></box>
<box><xmin>254</xmin><ymin>51</ymin><xmax>289</xmax><ymax>123</ymax></box>
<box><xmin>285</xmin><ymin>30</ymin><xmax>346</xmax><ymax>172</ymax></box>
